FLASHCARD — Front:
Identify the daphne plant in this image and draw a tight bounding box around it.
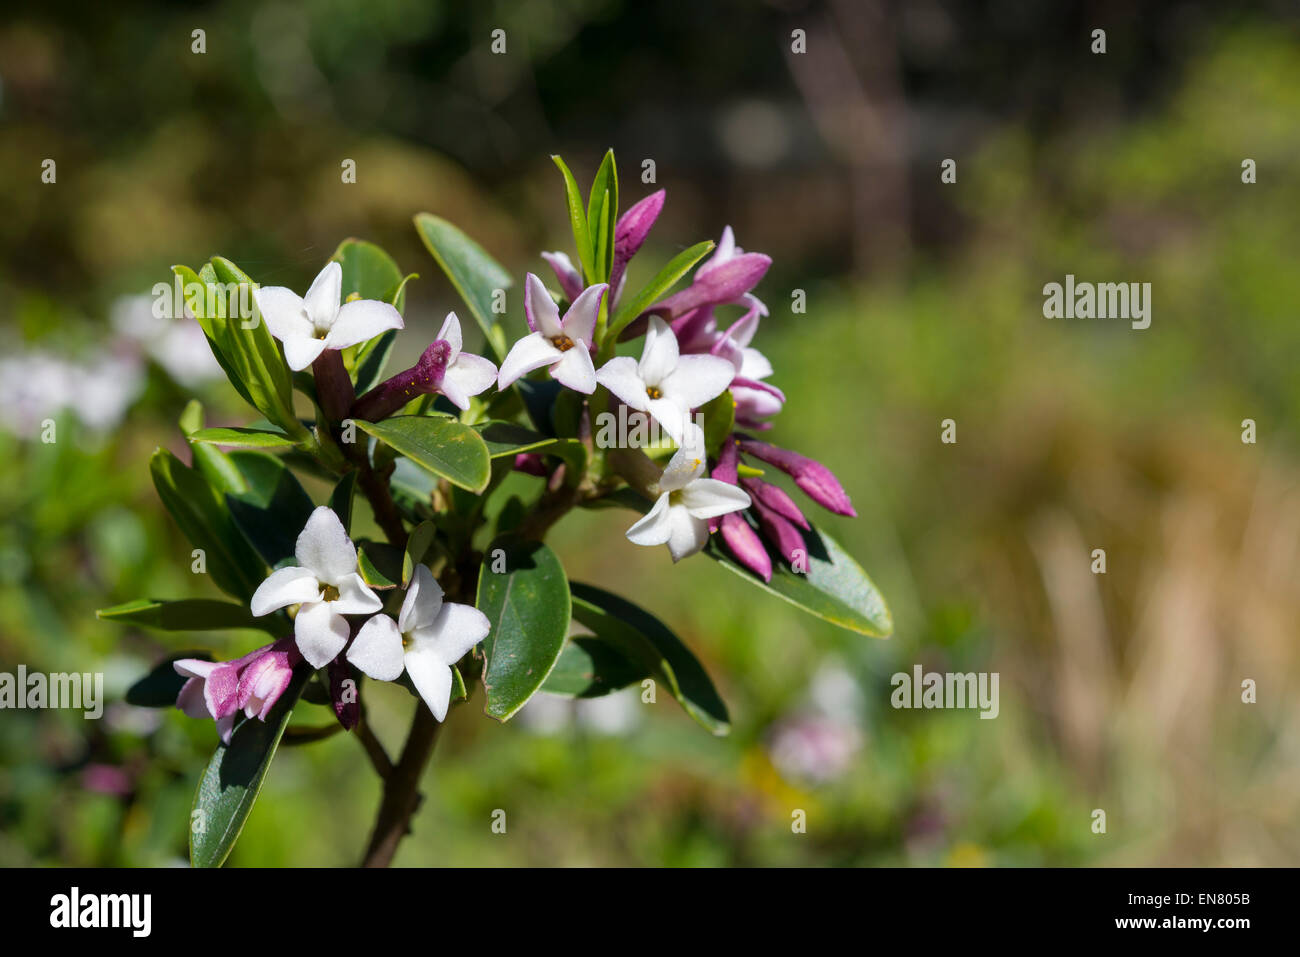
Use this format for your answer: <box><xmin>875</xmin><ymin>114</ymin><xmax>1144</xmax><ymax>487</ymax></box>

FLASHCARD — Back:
<box><xmin>99</xmin><ymin>150</ymin><xmax>892</xmax><ymax>868</ymax></box>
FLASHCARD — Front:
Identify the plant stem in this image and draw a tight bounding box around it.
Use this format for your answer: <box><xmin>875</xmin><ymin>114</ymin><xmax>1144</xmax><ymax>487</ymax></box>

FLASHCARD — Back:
<box><xmin>360</xmin><ymin>703</ymin><xmax>441</xmax><ymax>867</ymax></box>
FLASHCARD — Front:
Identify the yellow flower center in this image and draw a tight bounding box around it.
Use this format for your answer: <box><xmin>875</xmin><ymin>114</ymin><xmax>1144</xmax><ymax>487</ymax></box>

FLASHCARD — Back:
<box><xmin>551</xmin><ymin>334</ymin><xmax>575</xmax><ymax>352</ymax></box>
<box><xmin>645</xmin><ymin>385</ymin><xmax>663</xmax><ymax>400</ymax></box>
<box><xmin>320</xmin><ymin>583</ymin><xmax>340</xmax><ymax>602</ymax></box>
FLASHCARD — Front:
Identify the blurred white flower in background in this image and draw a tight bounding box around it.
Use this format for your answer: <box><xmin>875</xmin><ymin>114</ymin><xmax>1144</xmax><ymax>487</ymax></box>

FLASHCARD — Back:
<box><xmin>111</xmin><ymin>294</ymin><xmax>223</xmax><ymax>388</ymax></box>
<box><xmin>766</xmin><ymin>661</ymin><xmax>866</xmax><ymax>786</ymax></box>
<box><xmin>517</xmin><ymin>687</ymin><xmax>642</xmax><ymax>737</ymax></box>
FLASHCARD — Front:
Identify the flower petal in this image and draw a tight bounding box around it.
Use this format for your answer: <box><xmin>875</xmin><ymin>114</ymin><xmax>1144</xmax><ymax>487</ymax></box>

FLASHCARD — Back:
<box><xmin>331</xmin><ymin>573</ymin><xmax>383</xmax><ymax>615</ymax></box>
<box><xmin>625</xmin><ymin>492</ymin><xmax>674</xmax><ymax>547</ymax></box>
<box><xmin>560</xmin><ymin>283</ymin><xmax>606</xmax><ymax>344</ymax></box>
<box><xmin>638</xmin><ymin>317</ymin><xmax>679</xmax><ymax>385</ymax></box>
<box><xmin>594</xmin><ymin>356</ymin><xmax>650</xmax><ymax>411</ymax></box>
<box><xmin>412</xmin><ymin>601</ymin><xmax>490</xmax><ymax>667</ymax></box>
<box><xmin>550</xmin><ymin>343</ymin><xmax>597</xmax><ymax>394</ymax></box>
<box><xmin>441</xmin><ymin>352</ymin><xmax>498</xmax><ymax>410</ymax></box>
<box><xmin>293</xmin><ymin>601</ymin><xmax>350</xmax><ymax>669</ymax></box>
<box><xmin>253</xmin><ymin>287</ymin><xmax>312</xmax><ymax>342</ymax></box>
<box><xmin>541</xmin><ymin>251</ymin><xmax>584</xmax><ymax>303</ymax></box>
<box><xmin>497</xmin><ymin>332</ymin><xmax>562</xmax><ymax>389</ymax></box>
<box><xmin>404</xmin><ymin>647</ymin><xmax>454</xmax><ymax>722</ymax></box>
<box><xmin>436</xmin><ymin>312</ymin><xmax>463</xmax><ymax>360</ymax></box>
<box><xmin>665</xmin><ymin>509</ymin><xmax>709</xmax><ymax>562</ymax></box>
<box><xmin>657</xmin><ymin>445</ymin><xmax>706</xmax><ymax>493</ymax></box>
<box><xmin>304</xmin><ymin>261</ymin><xmax>342</xmax><ymax>331</ymax></box>
<box><xmin>346</xmin><ymin>614</ymin><xmax>406</xmax><ymax>681</ymax></box>
<box><xmin>250</xmin><ymin>565</ymin><xmax>321</xmax><ymax>617</ymax></box>
<box><xmin>398</xmin><ymin>564</ymin><xmax>445</xmax><ymax>634</ymax></box>
<box><xmin>326</xmin><ymin>299</ymin><xmax>403</xmax><ymax>350</ymax></box>
<box><xmin>661</xmin><ymin>354</ymin><xmax>735</xmax><ymax>410</ymax></box>
<box><xmin>175</xmin><ymin>676</ymin><xmax>211</xmax><ymax>719</ymax></box>
<box><xmin>282</xmin><ymin>335</ymin><xmax>328</xmax><ymax>372</ymax></box>
<box><xmin>524</xmin><ymin>272</ymin><xmax>563</xmax><ymax>336</ymax></box>
<box><xmin>680</xmin><ymin>477</ymin><xmax>751</xmax><ymax>519</ymax></box>
<box><xmin>295</xmin><ymin>506</ymin><xmax>358</xmax><ymax>584</ymax></box>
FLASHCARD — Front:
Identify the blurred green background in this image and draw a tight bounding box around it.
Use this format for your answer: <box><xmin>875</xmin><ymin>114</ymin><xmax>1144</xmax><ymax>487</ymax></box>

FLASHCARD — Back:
<box><xmin>2</xmin><ymin>0</ymin><xmax>1298</xmax><ymax>866</ymax></box>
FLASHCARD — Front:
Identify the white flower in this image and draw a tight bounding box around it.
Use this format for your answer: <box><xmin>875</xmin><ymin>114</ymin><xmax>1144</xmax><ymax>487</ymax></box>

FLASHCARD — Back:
<box><xmin>433</xmin><ymin>312</ymin><xmax>499</xmax><ymax>410</ymax></box>
<box><xmin>347</xmin><ymin>564</ymin><xmax>490</xmax><ymax>721</ymax></box>
<box><xmin>595</xmin><ymin>317</ymin><xmax>734</xmax><ymax>446</ymax></box>
<box><xmin>250</xmin><ymin>506</ymin><xmax>383</xmax><ymax>668</ymax></box>
<box><xmin>497</xmin><ymin>273</ymin><xmax>605</xmax><ymax>394</ymax></box>
<box><xmin>625</xmin><ymin>444</ymin><xmax>751</xmax><ymax>561</ymax></box>
<box><xmin>253</xmin><ymin>261</ymin><xmax>403</xmax><ymax>371</ymax></box>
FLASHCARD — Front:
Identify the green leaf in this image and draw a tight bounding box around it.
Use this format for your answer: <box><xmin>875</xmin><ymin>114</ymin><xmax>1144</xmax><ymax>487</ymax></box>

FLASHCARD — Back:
<box><xmin>189</xmin><ymin>427</ymin><xmax>296</xmax><ymax>449</ymax></box>
<box><xmin>402</xmin><ymin>520</ymin><xmax>436</xmax><ymax>586</ymax></box>
<box><xmin>190</xmin><ymin>668</ymin><xmax>309</xmax><ymax>868</ymax></box>
<box><xmin>541</xmin><ymin>636</ymin><xmax>647</xmax><ymax>698</ymax></box>
<box><xmin>353</xmin><ymin>329</ymin><xmax>397</xmax><ymax>395</ymax></box>
<box><xmin>224</xmin><ymin>451</ymin><xmax>316</xmax><ymax>569</ymax></box>
<box><xmin>329</xmin><ymin>471</ymin><xmax>358</xmax><ymax>535</ymax></box>
<box><xmin>474</xmin><ymin>421</ymin><xmax>558</xmax><ymax>458</ymax></box>
<box><xmin>413</xmin><ymin>213</ymin><xmax>513</xmax><ymax>360</ymax></box>
<box><xmin>475</xmin><ymin>538</ymin><xmax>572</xmax><ymax>721</ymax></box>
<box><xmin>602</xmin><ymin>240</ymin><xmax>715</xmax><ymax>353</ymax></box>
<box><xmin>125</xmin><ymin>651</ymin><xmax>212</xmax><ymax>707</ymax></box>
<box><xmin>207</xmin><ymin>257</ymin><xmax>303</xmax><ymax>439</ymax></box>
<box><xmin>586</xmin><ymin>149</ymin><xmax>618</xmax><ymax>284</ymax></box>
<box><xmin>700</xmin><ymin>390</ymin><xmax>735</xmax><ymax>458</ymax></box>
<box><xmin>552</xmin><ymin>155</ymin><xmax>595</xmax><ymax>283</ymax></box>
<box><xmin>150</xmin><ymin>449</ymin><xmax>266</xmax><ymax>601</ymax></box>
<box><xmin>354</xmin><ymin>416</ymin><xmax>491</xmax><ymax>493</ymax></box>
<box><xmin>330</xmin><ymin>238</ymin><xmax>403</xmax><ymax>303</ymax></box>
<box><xmin>357</xmin><ymin>541</ymin><xmax>403</xmax><ymax>589</ymax></box>
<box><xmin>569</xmin><ymin>583</ymin><xmax>730</xmax><ymax>735</ymax></box>
<box><xmin>705</xmin><ymin>523</ymin><xmax>892</xmax><ymax>637</ymax></box>
<box><xmin>98</xmin><ymin>598</ymin><xmax>271</xmax><ymax>633</ymax></box>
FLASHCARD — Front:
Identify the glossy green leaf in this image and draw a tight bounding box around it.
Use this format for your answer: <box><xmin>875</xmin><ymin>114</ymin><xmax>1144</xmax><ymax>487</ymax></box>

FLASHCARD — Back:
<box><xmin>413</xmin><ymin>213</ymin><xmax>513</xmax><ymax>360</ymax></box>
<box><xmin>354</xmin><ymin>416</ymin><xmax>491</xmax><ymax>493</ymax></box>
<box><xmin>330</xmin><ymin>238</ymin><xmax>403</xmax><ymax>303</ymax></box>
<box><xmin>586</xmin><ymin>149</ymin><xmax>618</xmax><ymax>284</ymax></box>
<box><xmin>541</xmin><ymin>636</ymin><xmax>646</xmax><ymax>698</ymax></box>
<box><xmin>353</xmin><ymin>329</ymin><xmax>397</xmax><ymax>395</ymax></box>
<box><xmin>189</xmin><ymin>427</ymin><xmax>295</xmax><ymax>449</ymax></box>
<box><xmin>474</xmin><ymin>421</ymin><xmax>558</xmax><ymax>458</ymax></box>
<box><xmin>125</xmin><ymin>651</ymin><xmax>212</xmax><ymax>708</ymax></box>
<box><xmin>357</xmin><ymin>541</ymin><xmax>403</xmax><ymax>589</ymax></box>
<box><xmin>602</xmin><ymin>240</ymin><xmax>714</xmax><ymax>353</ymax></box>
<box><xmin>705</xmin><ymin>523</ymin><xmax>893</xmax><ymax>638</ymax></box>
<box><xmin>700</xmin><ymin>390</ymin><xmax>735</xmax><ymax>458</ymax></box>
<box><xmin>98</xmin><ymin>598</ymin><xmax>270</xmax><ymax>633</ymax></box>
<box><xmin>208</xmin><ymin>257</ymin><xmax>303</xmax><ymax>439</ymax></box>
<box><xmin>552</xmin><ymin>155</ymin><xmax>595</xmax><ymax>283</ymax></box>
<box><xmin>402</xmin><ymin>520</ymin><xmax>436</xmax><ymax>586</ymax></box>
<box><xmin>190</xmin><ymin>668</ymin><xmax>309</xmax><ymax>868</ymax></box>
<box><xmin>224</xmin><ymin>451</ymin><xmax>315</xmax><ymax>569</ymax></box>
<box><xmin>150</xmin><ymin>449</ymin><xmax>266</xmax><ymax>601</ymax></box>
<box><xmin>329</xmin><ymin>471</ymin><xmax>358</xmax><ymax>534</ymax></box>
<box><xmin>475</xmin><ymin>538</ymin><xmax>571</xmax><ymax>721</ymax></box>
<box><xmin>569</xmin><ymin>583</ymin><xmax>729</xmax><ymax>735</ymax></box>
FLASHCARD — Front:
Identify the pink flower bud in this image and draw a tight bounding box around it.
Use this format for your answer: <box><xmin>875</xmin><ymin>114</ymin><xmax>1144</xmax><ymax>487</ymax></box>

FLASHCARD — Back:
<box><xmin>739</xmin><ymin>438</ymin><xmax>856</xmax><ymax>517</ymax></box>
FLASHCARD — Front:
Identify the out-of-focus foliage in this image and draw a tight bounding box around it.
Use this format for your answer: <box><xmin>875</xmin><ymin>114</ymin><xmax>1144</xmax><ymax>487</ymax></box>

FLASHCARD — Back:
<box><xmin>1</xmin><ymin>1</ymin><xmax>1297</xmax><ymax>865</ymax></box>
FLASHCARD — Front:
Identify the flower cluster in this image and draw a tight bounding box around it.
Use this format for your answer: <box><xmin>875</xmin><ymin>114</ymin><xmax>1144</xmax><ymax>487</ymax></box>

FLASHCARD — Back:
<box><xmin>110</xmin><ymin>152</ymin><xmax>887</xmax><ymax>869</ymax></box>
<box><xmin>178</xmin><ymin>505</ymin><xmax>488</xmax><ymax>737</ymax></box>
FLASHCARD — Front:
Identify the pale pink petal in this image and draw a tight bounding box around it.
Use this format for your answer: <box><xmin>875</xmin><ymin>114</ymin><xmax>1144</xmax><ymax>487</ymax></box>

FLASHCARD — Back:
<box><xmin>549</xmin><ymin>344</ymin><xmax>597</xmax><ymax>394</ymax></box>
<box><xmin>638</xmin><ymin>318</ymin><xmax>679</xmax><ymax>385</ymax></box>
<box><xmin>560</xmin><ymin>284</ymin><xmax>607</xmax><ymax>344</ymax></box>
<box><xmin>253</xmin><ymin>287</ymin><xmax>312</xmax><ymax>342</ymax></box>
<box><xmin>404</xmin><ymin>647</ymin><xmax>454</xmax><ymax>721</ymax></box>
<box><xmin>326</xmin><ymin>299</ymin><xmax>403</xmax><ymax>350</ymax></box>
<box><xmin>625</xmin><ymin>493</ymin><xmax>674</xmax><ymax>547</ymax></box>
<box><xmin>594</xmin><ymin>356</ymin><xmax>650</xmax><ymax>411</ymax></box>
<box><xmin>398</xmin><ymin>564</ymin><xmax>445</xmax><ymax>634</ymax></box>
<box><xmin>303</xmin><ymin>262</ymin><xmax>342</xmax><ymax>331</ymax></box>
<box><xmin>524</xmin><ymin>272</ymin><xmax>563</xmax><ymax>336</ymax></box>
